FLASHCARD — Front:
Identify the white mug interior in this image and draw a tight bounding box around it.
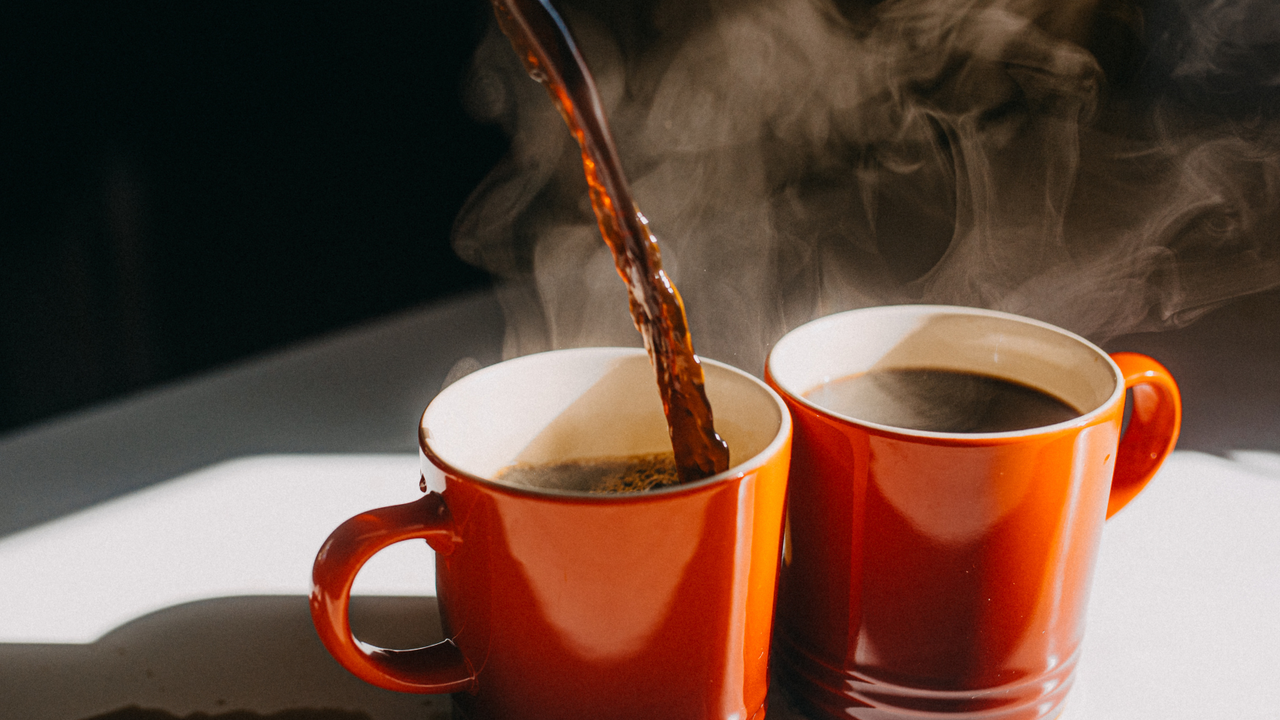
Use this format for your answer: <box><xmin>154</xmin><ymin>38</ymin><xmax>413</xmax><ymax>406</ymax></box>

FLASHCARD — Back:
<box><xmin>767</xmin><ymin>305</ymin><xmax>1122</xmax><ymax>436</ymax></box>
<box><xmin>422</xmin><ymin>347</ymin><xmax>788</xmax><ymax>492</ymax></box>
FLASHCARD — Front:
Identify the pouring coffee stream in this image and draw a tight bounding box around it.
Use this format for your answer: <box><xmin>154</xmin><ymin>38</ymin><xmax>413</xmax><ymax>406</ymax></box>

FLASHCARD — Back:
<box><xmin>490</xmin><ymin>0</ymin><xmax>730</xmax><ymax>483</ymax></box>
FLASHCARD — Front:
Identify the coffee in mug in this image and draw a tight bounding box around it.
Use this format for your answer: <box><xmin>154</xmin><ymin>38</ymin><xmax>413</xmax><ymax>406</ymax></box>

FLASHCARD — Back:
<box><xmin>766</xmin><ymin>305</ymin><xmax>1180</xmax><ymax>720</ymax></box>
<box><xmin>495</xmin><ymin>452</ymin><xmax>680</xmax><ymax>493</ymax></box>
<box><xmin>804</xmin><ymin>367</ymin><xmax>1082</xmax><ymax>433</ymax></box>
<box><xmin>311</xmin><ymin>348</ymin><xmax>791</xmax><ymax>720</ymax></box>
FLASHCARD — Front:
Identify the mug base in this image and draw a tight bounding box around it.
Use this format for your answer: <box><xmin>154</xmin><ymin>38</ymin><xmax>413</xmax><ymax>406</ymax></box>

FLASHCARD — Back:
<box><xmin>450</xmin><ymin>691</ymin><xmax>769</xmax><ymax>720</ymax></box>
<box><xmin>771</xmin><ymin>632</ymin><xmax>1075</xmax><ymax>720</ymax></box>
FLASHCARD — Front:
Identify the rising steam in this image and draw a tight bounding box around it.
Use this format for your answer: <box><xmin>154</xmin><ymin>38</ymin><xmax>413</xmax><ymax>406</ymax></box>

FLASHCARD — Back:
<box><xmin>453</xmin><ymin>0</ymin><xmax>1280</xmax><ymax>373</ymax></box>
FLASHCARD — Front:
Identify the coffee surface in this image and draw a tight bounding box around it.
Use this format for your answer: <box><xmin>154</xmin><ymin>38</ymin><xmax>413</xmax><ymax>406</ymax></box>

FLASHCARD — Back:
<box><xmin>805</xmin><ymin>368</ymin><xmax>1080</xmax><ymax>433</ymax></box>
<box><xmin>496</xmin><ymin>452</ymin><xmax>680</xmax><ymax>493</ymax></box>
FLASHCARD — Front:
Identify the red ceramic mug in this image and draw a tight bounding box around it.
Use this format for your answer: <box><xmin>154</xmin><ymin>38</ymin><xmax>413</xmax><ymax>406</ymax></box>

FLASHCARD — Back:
<box><xmin>765</xmin><ymin>305</ymin><xmax>1180</xmax><ymax>720</ymax></box>
<box><xmin>311</xmin><ymin>347</ymin><xmax>791</xmax><ymax>720</ymax></box>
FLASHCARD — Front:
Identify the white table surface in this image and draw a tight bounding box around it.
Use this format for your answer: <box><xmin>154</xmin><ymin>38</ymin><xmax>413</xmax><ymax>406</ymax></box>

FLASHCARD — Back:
<box><xmin>1</xmin><ymin>288</ymin><xmax>1278</xmax><ymax>719</ymax></box>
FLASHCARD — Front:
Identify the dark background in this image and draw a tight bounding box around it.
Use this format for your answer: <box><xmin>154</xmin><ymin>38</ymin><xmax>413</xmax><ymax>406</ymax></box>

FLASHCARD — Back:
<box><xmin>0</xmin><ymin>1</ymin><xmax>507</xmax><ymax>436</ymax></box>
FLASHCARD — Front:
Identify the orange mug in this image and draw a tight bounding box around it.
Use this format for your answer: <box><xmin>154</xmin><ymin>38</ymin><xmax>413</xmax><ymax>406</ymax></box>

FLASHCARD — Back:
<box><xmin>765</xmin><ymin>305</ymin><xmax>1180</xmax><ymax>720</ymax></box>
<box><xmin>311</xmin><ymin>347</ymin><xmax>791</xmax><ymax>720</ymax></box>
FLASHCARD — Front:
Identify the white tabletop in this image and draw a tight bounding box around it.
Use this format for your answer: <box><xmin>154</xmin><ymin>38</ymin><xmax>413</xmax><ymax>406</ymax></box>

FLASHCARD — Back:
<box><xmin>1</xmin><ymin>288</ymin><xmax>1277</xmax><ymax>719</ymax></box>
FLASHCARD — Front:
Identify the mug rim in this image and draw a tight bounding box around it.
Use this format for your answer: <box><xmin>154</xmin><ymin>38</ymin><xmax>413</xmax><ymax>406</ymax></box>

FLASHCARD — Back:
<box><xmin>420</xmin><ymin>346</ymin><xmax>791</xmax><ymax>501</ymax></box>
<box><xmin>765</xmin><ymin>304</ymin><xmax>1125</xmax><ymax>443</ymax></box>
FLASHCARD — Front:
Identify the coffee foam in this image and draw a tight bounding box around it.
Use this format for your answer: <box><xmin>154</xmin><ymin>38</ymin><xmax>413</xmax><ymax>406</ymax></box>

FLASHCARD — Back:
<box><xmin>496</xmin><ymin>452</ymin><xmax>680</xmax><ymax>493</ymax></box>
<box><xmin>422</xmin><ymin>348</ymin><xmax>786</xmax><ymax>491</ymax></box>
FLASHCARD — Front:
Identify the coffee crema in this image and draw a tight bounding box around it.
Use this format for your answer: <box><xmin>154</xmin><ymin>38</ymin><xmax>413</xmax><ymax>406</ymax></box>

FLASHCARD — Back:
<box><xmin>495</xmin><ymin>452</ymin><xmax>681</xmax><ymax>494</ymax></box>
<box><xmin>804</xmin><ymin>368</ymin><xmax>1081</xmax><ymax>433</ymax></box>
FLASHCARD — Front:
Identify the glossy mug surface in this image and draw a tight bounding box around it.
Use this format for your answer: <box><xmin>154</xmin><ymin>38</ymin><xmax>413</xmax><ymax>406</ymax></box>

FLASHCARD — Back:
<box><xmin>765</xmin><ymin>305</ymin><xmax>1181</xmax><ymax>720</ymax></box>
<box><xmin>311</xmin><ymin>347</ymin><xmax>792</xmax><ymax>720</ymax></box>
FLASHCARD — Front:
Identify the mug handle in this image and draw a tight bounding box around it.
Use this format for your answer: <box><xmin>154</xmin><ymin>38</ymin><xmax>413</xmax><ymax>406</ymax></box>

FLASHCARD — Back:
<box><xmin>310</xmin><ymin>491</ymin><xmax>476</xmax><ymax>693</ymax></box>
<box><xmin>1106</xmin><ymin>353</ymin><xmax>1182</xmax><ymax>519</ymax></box>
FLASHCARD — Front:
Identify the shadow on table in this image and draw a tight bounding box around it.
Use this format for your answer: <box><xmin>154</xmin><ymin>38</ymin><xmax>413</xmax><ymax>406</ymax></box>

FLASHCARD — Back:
<box><xmin>0</xmin><ymin>592</ymin><xmax>820</xmax><ymax>720</ymax></box>
<box><xmin>0</xmin><ymin>596</ymin><xmax>454</xmax><ymax>720</ymax></box>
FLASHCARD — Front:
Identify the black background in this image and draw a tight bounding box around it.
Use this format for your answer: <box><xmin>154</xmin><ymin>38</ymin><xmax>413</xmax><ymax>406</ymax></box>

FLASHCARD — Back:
<box><xmin>0</xmin><ymin>1</ymin><xmax>507</xmax><ymax>435</ymax></box>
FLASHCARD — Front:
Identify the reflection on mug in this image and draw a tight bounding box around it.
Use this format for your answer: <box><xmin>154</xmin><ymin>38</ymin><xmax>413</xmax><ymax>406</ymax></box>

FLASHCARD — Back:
<box><xmin>767</xmin><ymin>305</ymin><xmax>1180</xmax><ymax>720</ymax></box>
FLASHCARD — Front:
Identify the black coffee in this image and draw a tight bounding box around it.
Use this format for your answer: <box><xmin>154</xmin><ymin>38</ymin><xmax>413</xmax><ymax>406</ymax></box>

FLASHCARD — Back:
<box><xmin>804</xmin><ymin>368</ymin><xmax>1081</xmax><ymax>433</ymax></box>
<box><xmin>495</xmin><ymin>452</ymin><xmax>681</xmax><ymax>493</ymax></box>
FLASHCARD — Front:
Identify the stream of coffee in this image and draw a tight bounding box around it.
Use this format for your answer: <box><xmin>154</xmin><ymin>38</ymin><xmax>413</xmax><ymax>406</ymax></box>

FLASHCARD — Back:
<box><xmin>489</xmin><ymin>0</ymin><xmax>730</xmax><ymax>483</ymax></box>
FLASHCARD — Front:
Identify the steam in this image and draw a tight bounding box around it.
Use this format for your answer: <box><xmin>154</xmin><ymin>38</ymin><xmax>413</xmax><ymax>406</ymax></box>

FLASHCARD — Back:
<box><xmin>453</xmin><ymin>0</ymin><xmax>1280</xmax><ymax>373</ymax></box>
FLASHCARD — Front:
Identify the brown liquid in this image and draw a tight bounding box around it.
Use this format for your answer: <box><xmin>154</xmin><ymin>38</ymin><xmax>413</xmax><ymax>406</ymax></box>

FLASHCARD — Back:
<box><xmin>489</xmin><ymin>0</ymin><xmax>729</xmax><ymax>484</ymax></box>
<box><xmin>805</xmin><ymin>368</ymin><xmax>1081</xmax><ymax>433</ymax></box>
<box><xmin>496</xmin><ymin>452</ymin><xmax>680</xmax><ymax>494</ymax></box>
